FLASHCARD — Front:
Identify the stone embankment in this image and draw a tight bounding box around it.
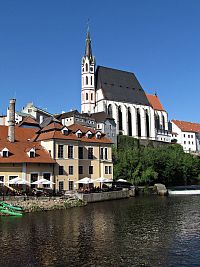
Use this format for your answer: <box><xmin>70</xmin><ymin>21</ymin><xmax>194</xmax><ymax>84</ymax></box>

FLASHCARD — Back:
<box><xmin>4</xmin><ymin>196</ymin><xmax>86</xmax><ymax>213</ymax></box>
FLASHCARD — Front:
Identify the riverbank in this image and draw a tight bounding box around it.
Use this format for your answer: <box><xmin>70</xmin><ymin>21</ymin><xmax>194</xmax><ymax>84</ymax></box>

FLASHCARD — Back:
<box><xmin>3</xmin><ymin>197</ymin><xmax>87</xmax><ymax>213</ymax></box>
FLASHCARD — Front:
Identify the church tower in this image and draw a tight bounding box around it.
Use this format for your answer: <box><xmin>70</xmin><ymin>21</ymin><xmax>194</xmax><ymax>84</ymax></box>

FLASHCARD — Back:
<box><xmin>81</xmin><ymin>29</ymin><xmax>96</xmax><ymax>114</ymax></box>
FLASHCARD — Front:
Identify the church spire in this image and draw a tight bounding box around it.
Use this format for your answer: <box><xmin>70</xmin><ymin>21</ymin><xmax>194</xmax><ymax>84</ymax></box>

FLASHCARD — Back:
<box><xmin>85</xmin><ymin>27</ymin><xmax>93</xmax><ymax>59</ymax></box>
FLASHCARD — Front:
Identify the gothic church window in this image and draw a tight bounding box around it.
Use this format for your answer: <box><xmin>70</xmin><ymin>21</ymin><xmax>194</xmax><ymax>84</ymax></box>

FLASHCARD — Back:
<box><xmin>86</xmin><ymin>93</ymin><xmax>88</xmax><ymax>100</ymax></box>
<box><xmin>146</xmin><ymin>111</ymin><xmax>150</xmax><ymax>138</ymax></box>
<box><xmin>91</xmin><ymin>93</ymin><xmax>93</xmax><ymax>101</ymax></box>
<box><xmin>91</xmin><ymin>76</ymin><xmax>93</xmax><ymax>85</ymax></box>
<box><xmin>108</xmin><ymin>104</ymin><xmax>113</xmax><ymax>117</ymax></box>
<box><xmin>86</xmin><ymin>63</ymin><xmax>88</xmax><ymax>72</ymax></box>
<box><xmin>118</xmin><ymin>106</ymin><xmax>123</xmax><ymax>134</ymax></box>
<box><xmin>128</xmin><ymin>107</ymin><xmax>132</xmax><ymax>136</ymax></box>
<box><xmin>137</xmin><ymin>109</ymin><xmax>141</xmax><ymax>137</ymax></box>
<box><xmin>86</xmin><ymin>76</ymin><xmax>88</xmax><ymax>85</ymax></box>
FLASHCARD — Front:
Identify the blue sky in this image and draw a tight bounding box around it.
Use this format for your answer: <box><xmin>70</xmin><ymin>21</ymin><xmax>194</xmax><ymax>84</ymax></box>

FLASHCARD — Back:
<box><xmin>0</xmin><ymin>0</ymin><xmax>199</xmax><ymax>122</ymax></box>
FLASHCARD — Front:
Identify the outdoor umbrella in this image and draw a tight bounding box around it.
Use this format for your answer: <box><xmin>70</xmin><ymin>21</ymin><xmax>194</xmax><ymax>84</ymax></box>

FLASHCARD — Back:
<box><xmin>117</xmin><ymin>179</ymin><xmax>128</xmax><ymax>183</ymax></box>
<box><xmin>42</xmin><ymin>180</ymin><xmax>55</xmax><ymax>185</ymax></box>
<box><xmin>31</xmin><ymin>178</ymin><xmax>51</xmax><ymax>185</ymax></box>
<box><xmin>8</xmin><ymin>177</ymin><xmax>22</xmax><ymax>184</ymax></box>
<box><xmin>0</xmin><ymin>181</ymin><xmax>4</xmax><ymax>184</ymax></box>
<box><xmin>95</xmin><ymin>177</ymin><xmax>112</xmax><ymax>189</ymax></box>
<box><xmin>17</xmin><ymin>179</ymin><xmax>30</xmax><ymax>185</ymax></box>
<box><xmin>75</xmin><ymin>177</ymin><xmax>94</xmax><ymax>184</ymax></box>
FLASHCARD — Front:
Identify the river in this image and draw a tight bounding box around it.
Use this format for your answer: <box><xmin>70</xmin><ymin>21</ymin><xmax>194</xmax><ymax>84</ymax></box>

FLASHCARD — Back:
<box><xmin>1</xmin><ymin>195</ymin><xmax>200</xmax><ymax>267</ymax></box>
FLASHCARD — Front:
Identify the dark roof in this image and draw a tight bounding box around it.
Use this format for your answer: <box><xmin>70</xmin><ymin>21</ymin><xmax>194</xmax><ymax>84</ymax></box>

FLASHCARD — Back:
<box><xmin>40</xmin><ymin>116</ymin><xmax>61</xmax><ymax>128</ymax></box>
<box><xmin>95</xmin><ymin>66</ymin><xmax>151</xmax><ymax>106</ymax></box>
<box><xmin>55</xmin><ymin>110</ymin><xmax>80</xmax><ymax>120</ymax></box>
<box><xmin>90</xmin><ymin>112</ymin><xmax>114</xmax><ymax>123</ymax></box>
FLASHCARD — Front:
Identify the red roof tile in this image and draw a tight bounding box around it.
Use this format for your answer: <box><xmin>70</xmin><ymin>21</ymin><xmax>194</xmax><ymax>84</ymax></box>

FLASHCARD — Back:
<box><xmin>171</xmin><ymin>120</ymin><xmax>200</xmax><ymax>133</ymax></box>
<box><xmin>35</xmin><ymin>123</ymin><xmax>113</xmax><ymax>144</ymax></box>
<box><xmin>146</xmin><ymin>94</ymin><xmax>165</xmax><ymax>111</ymax></box>
<box><xmin>0</xmin><ymin>126</ymin><xmax>55</xmax><ymax>163</ymax></box>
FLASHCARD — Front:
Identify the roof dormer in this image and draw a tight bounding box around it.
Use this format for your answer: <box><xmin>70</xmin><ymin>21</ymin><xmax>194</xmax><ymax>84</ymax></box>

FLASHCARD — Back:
<box><xmin>27</xmin><ymin>148</ymin><xmax>36</xmax><ymax>158</ymax></box>
<box><xmin>86</xmin><ymin>130</ymin><xmax>93</xmax><ymax>139</ymax></box>
<box><xmin>2</xmin><ymin>148</ymin><xmax>9</xmax><ymax>158</ymax></box>
<box><xmin>62</xmin><ymin>126</ymin><xmax>69</xmax><ymax>135</ymax></box>
<box><xmin>96</xmin><ymin>131</ymin><xmax>102</xmax><ymax>139</ymax></box>
<box><xmin>76</xmin><ymin>129</ymin><xmax>83</xmax><ymax>138</ymax></box>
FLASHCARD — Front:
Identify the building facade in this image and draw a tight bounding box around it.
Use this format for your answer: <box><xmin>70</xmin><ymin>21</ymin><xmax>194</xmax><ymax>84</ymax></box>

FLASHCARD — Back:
<box><xmin>171</xmin><ymin>120</ymin><xmax>200</xmax><ymax>152</ymax></box>
<box><xmin>81</xmin><ymin>30</ymin><xmax>170</xmax><ymax>142</ymax></box>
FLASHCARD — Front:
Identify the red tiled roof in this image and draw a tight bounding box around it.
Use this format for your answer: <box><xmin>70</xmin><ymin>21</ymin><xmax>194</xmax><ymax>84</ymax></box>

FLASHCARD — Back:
<box><xmin>171</xmin><ymin>120</ymin><xmax>200</xmax><ymax>133</ymax></box>
<box><xmin>35</xmin><ymin>123</ymin><xmax>113</xmax><ymax>144</ymax></box>
<box><xmin>146</xmin><ymin>94</ymin><xmax>165</xmax><ymax>111</ymax></box>
<box><xmin>0</xmin><ymin>126</ymin><xmax>55</xmax><ymax>163</ymax></box>
<box><xmin>41</xmin><ymin>122</ymin><xmax>63</xmax><ymax>132</ymax></box>
<box><xmin>17</xmin><ymin>116</ymin><xmax>40</xmax><ymax>127</ymax></box>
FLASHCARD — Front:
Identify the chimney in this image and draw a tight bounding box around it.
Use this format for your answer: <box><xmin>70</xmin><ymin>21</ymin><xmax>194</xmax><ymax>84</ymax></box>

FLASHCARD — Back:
<box><xmin>8</xmin><ymin>99</ymin><xmax>16</xmax><ymax>143</ymax></box>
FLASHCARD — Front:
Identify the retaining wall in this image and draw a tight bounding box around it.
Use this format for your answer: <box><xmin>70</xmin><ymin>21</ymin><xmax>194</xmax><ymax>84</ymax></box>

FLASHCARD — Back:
<box><xmin>77</xmin><ymin>189</ymin><xmax>135</xmax><ymax>203</ymax></box>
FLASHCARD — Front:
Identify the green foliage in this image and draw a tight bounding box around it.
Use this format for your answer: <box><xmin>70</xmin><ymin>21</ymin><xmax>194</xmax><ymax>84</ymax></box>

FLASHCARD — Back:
<box><xmin>113</xmin><ymin>136</ymin><xmax>200</xmax><ymax>186</ymax></box>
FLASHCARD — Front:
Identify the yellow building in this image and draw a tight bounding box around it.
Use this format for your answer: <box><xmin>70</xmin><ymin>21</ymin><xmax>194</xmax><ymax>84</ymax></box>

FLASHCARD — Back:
<box><xmin>0</xmin><ymin>125</ymin><xmax>55</xmax><ymax>188</ymax></box>
<box><xmin>35</xmin><ymin>122</ymin><xmax>113</xmax><ymax>191</ymax></box>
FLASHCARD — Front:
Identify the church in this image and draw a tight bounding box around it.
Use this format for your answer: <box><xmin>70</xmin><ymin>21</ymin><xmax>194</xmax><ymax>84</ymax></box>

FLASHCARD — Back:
<box><xmin>81</xmin><ymin>30</ymin><xmax>169</xmax><ymax>141</ymax></box>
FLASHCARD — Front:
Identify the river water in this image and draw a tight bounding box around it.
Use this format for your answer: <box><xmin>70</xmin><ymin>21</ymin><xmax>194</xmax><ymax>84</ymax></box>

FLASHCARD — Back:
<box><xmin>1</xmin><ymin>196</ymin><xmax>200</xmax><ymax>267</ymax></box>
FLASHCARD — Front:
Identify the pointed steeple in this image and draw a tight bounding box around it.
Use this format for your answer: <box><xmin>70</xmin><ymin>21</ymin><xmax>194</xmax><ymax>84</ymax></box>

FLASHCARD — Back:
<box><xmin>85</xmin><ymin>27</ymin><xmax>93</xmax><ymax>59</ymax></box>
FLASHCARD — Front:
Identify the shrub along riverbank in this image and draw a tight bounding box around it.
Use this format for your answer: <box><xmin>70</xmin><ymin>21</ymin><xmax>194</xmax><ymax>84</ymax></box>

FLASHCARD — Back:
<box><xmin>113</xmin><ymin>136</ymin><xmax>200</xmax><ymax>186</ymax></box>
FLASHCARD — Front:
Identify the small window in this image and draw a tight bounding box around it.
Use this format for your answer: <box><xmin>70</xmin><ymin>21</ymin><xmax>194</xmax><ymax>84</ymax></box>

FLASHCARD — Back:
<box><xmin>68</xmin><ymin>145</ymin><xmax>73</xmax><ymax>159</ymax></box>
<box><xmin>91</xmin><ymin>93</ymin><xmax>93</xmax><ymax>101</ymax></box>
<box><xmin>89</xmin><ymin>166</ymin><xmax>93</xmax><ymax>174</ymax></box>
<box><xmin>58</xmin><ymin>145</ymin><xmax>64</xmax><ymax>158</ymax></box>
<box><xmin>184</xmin><ymin>134</ymin><xmax>185</xmax><ymax>138</ymax></box>
<box><xmin>86</xmin><ymin>93</ymin><xmax>88</xmax><ymax>100</ymax></box>
<box><xmin>28</xmin><ymin>109</ymin><xmax>32</xmax><ymax>113</ymax></box>
<box><xmin>79</xmin><ymin>166</ymin><xmax>83</xmax><ymax>174</ymax></box>
<box><xmin>69</xmin><ymin>166</ymin><xmax>73</xmax><ymax>175</ymax></box>
<box><xmin>184</xmin><ymin>141</ymin><xmax>186</xmax><ymax>144</ymax></box>
<box><xmin>188</xmin><ymin>141</ymin><xmax>190</xmax><ymax>144</ymax></box>
<box><xmin>2</xmin><ymin>150</ymin><xmax>8</xmax><ymax>158</ymax></box>
<box><xmin>88</xmin><ymin>147</ymin><xmax>93</xmax><ymax>159</ymax></box>
<box><xmin>78</xmin><ymin>147</ymin><xmax>83</xmax><ymax>159</ymax></box>
<box><xmin>105</xmin><ymin>166</ymin><xmax>108</xmax><ymax>174</ymax></box>
<box><xmin>69</xmin><ymin>181</ymin><xmax>74</xmax><ymax>190</ymax></box>
<box><xmin>104</xmin><ymin>148</ymin><xmax>108</xmax><ymax>160</ymax></box>
<box><xmin>188</xmin><ymin>135</ymin><xmax>190</xmax><ymax>138</ymax></box>
<box><xmin>30</xmin><ymin>151</ymin><xmax>35</xmax><ymax>158</ymax></box>
<box><xmin>86</xmin><ymin>76</ymin><xmax>88</xmax><ymax>85</ymax></box>
<box><xmin>59</xmin><ymin>166</ymin><xmax>64</xmax><ymax>175</ymax></box>
<box><xmin>59</xmin><ymin>181</ymin><xmax>64</xmax><ymax>191</ymax></box>
<box><xmin>109</xmin><ymin>166</ymin><xmax>112</xmax><ymax>174</ymax></box>
<box><xmin>86</xmin><ymin>63</ymin><xmax>88</xmax><ymax>72</ymax></box>
<box><xmin>91</xmin><ymin>76</ymin><xmax>93</xmax><ymax>85</ymax></box>
<box><xmin>100</xmin><ymin>148</ymin><xmax>104</xmax><ymax>160</ymax></box>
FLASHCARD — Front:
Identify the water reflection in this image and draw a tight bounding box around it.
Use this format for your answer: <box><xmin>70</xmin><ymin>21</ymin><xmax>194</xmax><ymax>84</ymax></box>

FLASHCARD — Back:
<box><xmin>1</xmin><ymin>196</ymin><xmax>200</xmax><ymax>266</ymax></box>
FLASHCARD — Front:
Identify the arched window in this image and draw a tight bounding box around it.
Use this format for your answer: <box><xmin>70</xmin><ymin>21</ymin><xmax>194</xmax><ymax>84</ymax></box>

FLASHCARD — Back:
<box><xmin>137</xmin><ymin>109</ymin><xmax>141</xmax><ymax>137</ymax></box>
<box><xmin>86</xmin><ymin>93</ymin><xmax>88</xmax><ymax>100</ymax></box>
<box><xmin>162</xmin><ymin>114</ymin><xmax>165</xmax><ymax>131</ymax></box>
<box><xmin>86</xmin><ymin>63</ymin><xmax>88</xmax><ymax>72</ymax></box>
<box><xmin>91</xmin><ymin>76</ymin><xmax>93</xmax><ymax>85</ymax></box>
<box><xmin>108</xmin><ymin>104</ymin><xmax>113</xmax><ymax>117</ymax></box>
<box><xmin>155</xmin><ymin>114</ymin><xmax>160</xmax><ymax>130</ymax></box>
<box><xmin>146</xmin><ymin>111</ymin><xmax>150</xmax><ymax>138</ymax></box>
<box><xmin>118</xmin><ymin>106</ymin><xmax>123</xmax><ymax>134</ymax></box>
<box><xmin>91</xmin><ymin>93</ymin><xmax>93</xmax><ymax>101</ymax></box>
<box><xmin>86</xmin><ymin>76</ymin><xmax>88</xmax><ymax>85</ymax></box>
<box><xmin>128</xmin><ymin>107</ymin><xmax>132</xmax><ymax>136</ymax></box>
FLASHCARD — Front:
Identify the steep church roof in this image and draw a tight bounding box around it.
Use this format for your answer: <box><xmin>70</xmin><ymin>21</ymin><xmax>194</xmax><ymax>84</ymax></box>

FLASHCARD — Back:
<box><xmin>95</xmin><ymin>66</ymin><xmax>151</xmax><ymax>106</ymax></box>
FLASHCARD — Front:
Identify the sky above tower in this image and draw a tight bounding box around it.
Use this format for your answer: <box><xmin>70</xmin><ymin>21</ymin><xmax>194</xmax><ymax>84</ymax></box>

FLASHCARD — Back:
<box><xmin>0</xmin><ymin>0</ymin><xmax>200</xmax><ymax>122</ymax></box>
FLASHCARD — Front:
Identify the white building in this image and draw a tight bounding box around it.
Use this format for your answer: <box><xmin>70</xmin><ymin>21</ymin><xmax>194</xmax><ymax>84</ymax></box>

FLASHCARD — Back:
<box><xmin>21</xmin><ymin>102</ymin><xmax>52</xmax><ymax>124</ymax></box>
<box><xmin>81</xmin><ymin>29</ymin><xmax>169</xmax><ymax>141</ymax></box>
<box><xmin>171</xmin><ymin>120</ymin><xmax>200</xmax><ymax>152</ymax></box>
